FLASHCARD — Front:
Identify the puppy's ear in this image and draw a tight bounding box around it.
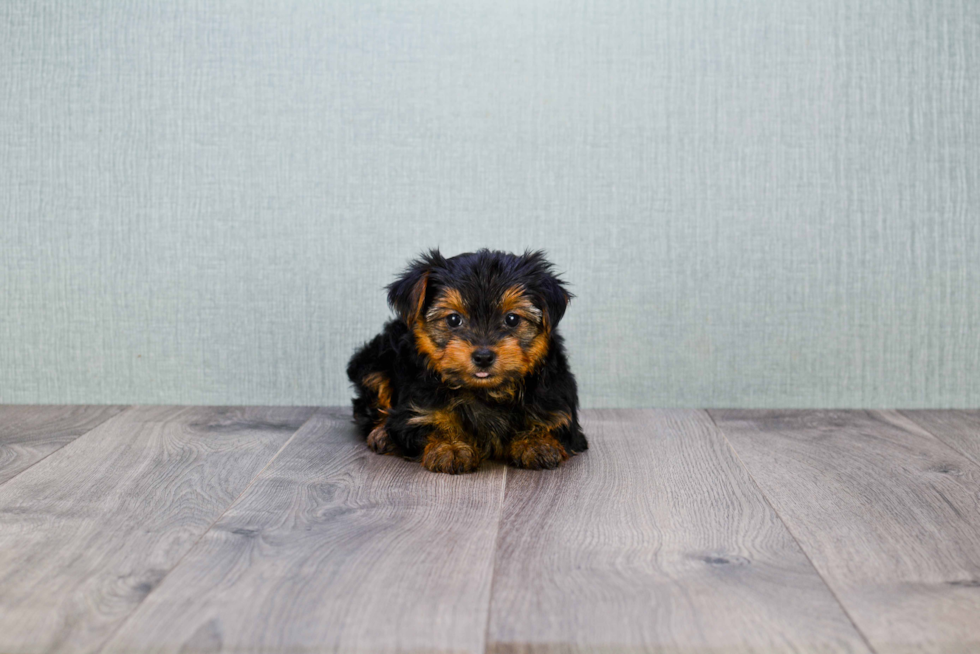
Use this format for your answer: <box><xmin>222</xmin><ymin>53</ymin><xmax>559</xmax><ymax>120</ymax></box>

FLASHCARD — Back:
<box><xmin>539</xmin><ymin>275</ymin><xmax>573</xmax><ymax>329</ymax></box>
<box><xmin>386</xmin><ymin>249</ymin><xmax>444</xmax><ymax>326</ymax></box>
<box><xmin>522</xmin><ymin>249</ymin><xmax>574</xmax><ymax>329</ymax></box>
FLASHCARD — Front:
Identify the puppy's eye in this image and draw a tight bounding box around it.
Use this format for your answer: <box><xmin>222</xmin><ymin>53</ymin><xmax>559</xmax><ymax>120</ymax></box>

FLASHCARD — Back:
<box><xmin>504</xmin><ymin>313</ymin><xmax>521</xmax><ymax>328</ymax></box>
<box><xmin>446</xmin><ymin>313</ymin><xmax>462</xmax><ymax>328</ymax></box>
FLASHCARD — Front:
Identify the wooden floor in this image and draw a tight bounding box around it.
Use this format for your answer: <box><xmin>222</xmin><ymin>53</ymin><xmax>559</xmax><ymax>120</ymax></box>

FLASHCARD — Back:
<box><xmin>0</xmin><ymin>407</ymin><xmax>978</xmax><ymax>654</ymax></box>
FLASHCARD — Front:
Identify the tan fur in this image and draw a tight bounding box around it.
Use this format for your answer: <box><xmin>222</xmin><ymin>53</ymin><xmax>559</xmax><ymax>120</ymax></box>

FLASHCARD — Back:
<box><xmin>412</xmin><ymin>322</ymin><xmax>445</xmax><ymax>375</ymax></box>
<box><xmin>401</xmin><ymin>271</ymin><xmax>430</xmax><ymax>326</ymax></box>
<box><xmin>508</xmin><ymin>432</ymin><xmax>570</xmax><ymax>469</ymax></box>
<box><xmin>361</xmin><ymin>372</ymin><xmax>392</xmax><ymax>415</ymax></box>
<box><xmin>500</xmin><ymin>285</ymin><xmax>543</xmax><ymax>322</ymax></box>
<box><xmin>366</xmin><ymin>423</ymin><xmax>393</xmax><ymax>454</ymax></box>
<box><xmin>507</xmin><ymin>411</ymin><xmax>572</xmax><ymax>469</ymax></box>
<box><xmin>530</xmin><ymin>410</ymin><xmax>572</xmax><ymax>432</ymax></box>
<box><xmin>524</xmin><ymin>332</ymin><xmax>550</xmax><ymax>373</ymax></box>
<box><xmin>421</xmin><ymin>440</ymin><xmax>480</xmax><ymax>474</ymax></box>
<box><xmin>407</xmin><ymin>405</ymin><xmax>467</xmax><ymax>435</ymax></box>
<box><xmin>426</xmin><ymin>287</ymin><xmax>469</xmax><ymax>320</ymax></box>
<box><xmin>412</xmin><ymin>286</ymin><xmax>551</xmax><ymax>388</ymax></box>
<box><xmin>409</xmin><ymin>406</ymin><xmax>482</xmax><ymax>474</ymax></box>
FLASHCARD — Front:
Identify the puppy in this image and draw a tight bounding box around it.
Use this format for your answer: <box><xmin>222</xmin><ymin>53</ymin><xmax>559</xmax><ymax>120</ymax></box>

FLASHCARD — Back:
<box><xmin>346</xmin><ymin>248</ymin><xmax>587</xmax><ymax>474</ymax></box>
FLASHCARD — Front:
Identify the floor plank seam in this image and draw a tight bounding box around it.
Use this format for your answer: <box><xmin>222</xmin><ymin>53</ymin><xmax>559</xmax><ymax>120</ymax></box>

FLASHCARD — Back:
<box><xmin>0</xmin><ymin>405</ymin><xmax>134</xmax><ymax>489</ymax></box>
<box><xmin>91</xmin><ymin>407</ymin><xmax>323</xmax><ymax>654</ymax></box>
<box><xmin>897</xmin><ymin>410</ymin><xmax>980</xmax><ymax>470</ymax></box>
<box><xmin>480</xmin><ymin>465</ymin><xmax>508</xmax><ymax>654</ymax></box>
<box><xmin>703</xmin><ymin>410</ymin><xmax>880</xmax><ymax>654</ymax></box>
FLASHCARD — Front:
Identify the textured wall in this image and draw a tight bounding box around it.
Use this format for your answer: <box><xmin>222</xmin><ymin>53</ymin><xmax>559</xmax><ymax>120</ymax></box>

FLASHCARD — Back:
<box><xmin>2</xmin><ymin>1</ymin><xmax>978</xmax><ymax>407</ymax></box>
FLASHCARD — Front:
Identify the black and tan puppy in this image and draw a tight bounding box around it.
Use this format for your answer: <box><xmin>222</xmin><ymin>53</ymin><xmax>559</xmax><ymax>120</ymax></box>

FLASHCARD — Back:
<box><xmin>346</xmin><ymin>248</ymin><xmax>587</xmax><ymax>474</ymax></box>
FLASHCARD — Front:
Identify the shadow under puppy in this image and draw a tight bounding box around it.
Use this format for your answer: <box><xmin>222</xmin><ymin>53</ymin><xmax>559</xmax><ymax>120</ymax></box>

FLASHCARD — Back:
<box><xmin>346</xmin><ymin>248</ymin><xmax>587</xmax><ymax>474</ymax></box>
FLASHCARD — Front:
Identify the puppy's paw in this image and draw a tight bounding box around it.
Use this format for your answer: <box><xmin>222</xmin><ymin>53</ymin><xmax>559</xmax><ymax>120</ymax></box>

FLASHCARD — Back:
<box><xmin>509</xmin><ymin>436</ymin><xmax>569</xmax><ymax>470</ymax></box>
<box><xmin>366</xmin><ymin>423</ymin><xmax>395</xmax><ymax>454</ymax></box>
<box><xmin>422</xmin><ymin>441</ymin><xmax>481</xmax><ymax>474</ymax></box>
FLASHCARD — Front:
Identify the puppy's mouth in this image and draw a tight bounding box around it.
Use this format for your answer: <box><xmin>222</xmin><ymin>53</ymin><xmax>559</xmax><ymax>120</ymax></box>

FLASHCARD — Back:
<box><xmin>469</xmin><ymin>370</ymin><xmax>502</xmax><ymax>385</ymax></box>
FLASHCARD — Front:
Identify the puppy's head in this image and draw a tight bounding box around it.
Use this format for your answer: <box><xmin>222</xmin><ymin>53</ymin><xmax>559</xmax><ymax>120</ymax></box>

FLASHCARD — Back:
<box><xmin>386</xmin><ymin>248</ymin><xmax>573</xmax><ymax>390</ymax></box>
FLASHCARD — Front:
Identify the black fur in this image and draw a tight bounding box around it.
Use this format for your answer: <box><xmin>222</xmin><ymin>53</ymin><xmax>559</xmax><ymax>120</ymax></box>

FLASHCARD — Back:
<box><xmin>346</xmin><ymin>248</ymin><xmax>587</xmax><ymax>473</ymax></box>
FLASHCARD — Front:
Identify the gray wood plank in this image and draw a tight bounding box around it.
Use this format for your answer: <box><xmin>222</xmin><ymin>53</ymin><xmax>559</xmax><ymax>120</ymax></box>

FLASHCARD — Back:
<box><xmin>487</xmin><ymin>409</ymin><xmax>871</xmax><ymax>654</ymax></box>
<box><xmin>900</xmin><ymin>410</ymin><xmax>980</xmax><ymax>468</ymax></box>
<box><xmin>0</xmin><ymin>405</ymin><xmax>315</xmax><ymax>654</ymax></box>
<box><xmin>0</xmin><ymin>405</ymin><xmax>127</xmax><ymax>485</ymax></box>
<box><xmin>101</xmin><ymin>407</ymin><xmax>507</xmax><ymax>654</ymax></box>
<box><xmin>710</xmin><ymin>410</ymin><xmax>980</xmax><ymax>654</ymax></box>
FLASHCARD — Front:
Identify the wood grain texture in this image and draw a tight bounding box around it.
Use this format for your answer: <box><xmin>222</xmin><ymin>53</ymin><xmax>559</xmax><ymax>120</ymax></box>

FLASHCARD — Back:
<box><xmin>710</xmin><ymin>410</ymin><xmax>980</xmax><ymax>654</ymax></box>
<box><xmin>900</xmin><ymin>410</ymin><xmax>980</xmax><ymax>468</ymax></box>
<box><xmin>0</xmin><ymin>405</ymin><xmax>127</xmax><ymax>485</ymax></box>
<box><xmin>487</xmin><ymin>409</ymin><xmax>871</xmax><ymax>654</ymax></box>
<box><xmin>101</xmin><ymin>407</ymin><xmax>507</xmax><ymax>654</ymax></box>
<box><xmin>0</xmin><ymin>405</ymin><xmax>315</xmax><ymax>654</ymax></box>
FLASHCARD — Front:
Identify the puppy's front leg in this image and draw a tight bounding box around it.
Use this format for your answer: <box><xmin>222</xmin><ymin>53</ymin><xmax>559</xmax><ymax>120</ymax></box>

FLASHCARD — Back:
<box><xmin>366</xmin><ymin>421</ymin><xmax>395</xmax><ymax>455</ymax></box>
<box><xmin>508</xmin><ymin>411</ymin><xmax>573</xmax><ymax>470</ymax></box>
<box><xmin>407</xmin><ymin>407</ymin><xmax>481</xmax><ymax>474</ymax></box>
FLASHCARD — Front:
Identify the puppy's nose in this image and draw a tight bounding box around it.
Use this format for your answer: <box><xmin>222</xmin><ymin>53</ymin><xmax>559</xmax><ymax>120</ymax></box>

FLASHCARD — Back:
<box><xmin>471</xmin><ymin>348</ymin><xmax>496</xmax><ymax>368</ymax></box>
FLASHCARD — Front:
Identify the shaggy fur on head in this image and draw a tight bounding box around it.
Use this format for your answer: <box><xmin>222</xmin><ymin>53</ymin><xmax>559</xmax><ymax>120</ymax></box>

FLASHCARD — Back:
<box><xmin>346</xmin><ymin>248</ymin><xmax>587</xmax><ymax>474</ymax></box>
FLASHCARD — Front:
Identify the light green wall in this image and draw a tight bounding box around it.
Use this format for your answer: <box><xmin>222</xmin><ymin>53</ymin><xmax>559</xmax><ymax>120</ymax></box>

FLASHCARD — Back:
<box><xmin>2</xmin><ymin>1</ymin><xmax>978</xmax><ymax>407</ymax></box>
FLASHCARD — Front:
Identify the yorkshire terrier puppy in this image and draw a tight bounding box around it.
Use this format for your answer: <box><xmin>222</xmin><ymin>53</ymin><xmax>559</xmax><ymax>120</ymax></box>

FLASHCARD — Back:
<box><xmin>346</xmin><ymin>248</ymin><xmax>587</xmax><ymax>474</ymax></box>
